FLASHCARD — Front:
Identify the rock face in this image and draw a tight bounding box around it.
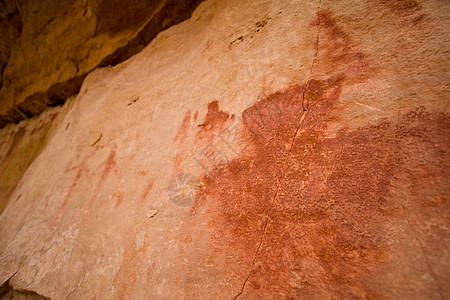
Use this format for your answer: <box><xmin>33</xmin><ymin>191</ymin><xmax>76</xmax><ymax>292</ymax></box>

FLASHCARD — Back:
<box><xmin>0</xmin><ymin>0</ymin><xmax>449</xmax><ymax>299</ymax></box>
<box><xmin>0</xmin><ymin>104</ymin><xmax>62</xmax><ymax>215</ymax></box>
<box><xmin>0</xmin><ymin>0</ymin><xmax>203</xmax><ymax>127</ymax></box>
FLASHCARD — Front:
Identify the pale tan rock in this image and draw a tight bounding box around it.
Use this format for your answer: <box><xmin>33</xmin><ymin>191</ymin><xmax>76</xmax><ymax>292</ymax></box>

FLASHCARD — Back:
<box><xmin>0</xmin><ymin>0</ymin><xmax>449</xmax><ymax>299</ymax></box>
<box><xmin>0</xmin><ymin>104</ymin><xmax>66</xmax><ymax>214</ymax></box>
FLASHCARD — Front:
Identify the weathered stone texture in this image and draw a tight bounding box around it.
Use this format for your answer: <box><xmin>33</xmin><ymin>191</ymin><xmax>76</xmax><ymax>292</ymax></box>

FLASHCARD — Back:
<box><xmin>0</xmin><ymin>0</ymin><xmax>449</xmax><ymax>299</ymax></box>
<box><xmin>0</xmin><ymin>0</ymin><xmax>203</xmax><ymax>127</ymax></box>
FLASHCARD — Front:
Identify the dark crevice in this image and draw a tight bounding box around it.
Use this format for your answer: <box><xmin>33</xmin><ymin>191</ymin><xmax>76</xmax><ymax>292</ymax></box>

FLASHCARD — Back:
<box><xmin>0</xmin><ymin>276</ymin><xmax>50</xmax><ymax>300</ymax></box>
<box><xmin>0</xmin><ymin>61</ymin><xmax>6</xmax><ymax>90</ymax></box>
<box><xmin>99</xmin><ymin>0</ymin><xmax>203</xmax><ymax>67</ymax></box>
<box><xmin>0</xmin><ymin>0</ymin><xmax>204</xmax><ymax>128</ymax></box>
<box><xmin>0</xmin><ymin>8</ymin><xmax>22</xmax><ymax>90</ymax></box>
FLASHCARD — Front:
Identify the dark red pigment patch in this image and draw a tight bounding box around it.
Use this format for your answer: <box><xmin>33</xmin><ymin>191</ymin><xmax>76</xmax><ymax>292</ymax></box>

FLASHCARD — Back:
<box><xmin>60</xmin><ymin>151</ymin><xmax>94</xmax><ymax>210</ymax></box>
<box><xmin>196</xmin><ymin>101</ymin><xmax>232</xmax><ymax>142</ymax></box>
<box><xmin>174</xmin><ymin>10</ymin><xmax>446</xmax><ymax>298</ymax></box>
<box><xmin>88</xmin><ymin>144</ymin><xmax>117</xmax><ymax>210</ymax></box>
<box><xmin>313</xmin><ymin>10</ymin><xmax>373</xmax><ymax>83</ymax></box>
<box><xmin>99</xmin><ymin>145</ymin><xmax>117</xmax><ymax>184</ymax></box>
<box><xmin>188</xmin><ymin>78</ymin><xmax>450</xmax><ymax>297</ymax></box>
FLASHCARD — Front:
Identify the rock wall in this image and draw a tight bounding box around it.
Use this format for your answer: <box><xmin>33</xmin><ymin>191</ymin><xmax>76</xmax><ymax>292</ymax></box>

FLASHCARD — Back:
<box><xmin>0</xmin><ymin>0</ymin><xmax>449</xmax><ymax>299</ymax></box>
<box><xmin>0</xmin><ymin>0</ymin><xmax>203</xmax><ymax>127</ymax></box>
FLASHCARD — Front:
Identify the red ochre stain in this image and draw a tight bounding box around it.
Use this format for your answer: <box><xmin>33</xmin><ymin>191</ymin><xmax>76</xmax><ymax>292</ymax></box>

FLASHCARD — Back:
<box><xmin>187</xmin><ymin>75</ymin><xmax>450</xmax><ymax>297</ymax></box>
<box><xmin>174</xmin><ymin>110</ymin><xmax>191</xmax><ymax>143</ymax></box>
<box><xmin>196</xmin><ymin>100</ymin><xmax>231</xmax><ymax>142</ymax></box>
<box><xmin>89</xmin><ymin>145</ymin><xmax>117</xmax><ymax>209</ymax></box>
<box><xmin>140</xmin><ymin>179</ymin><xmax>154</xmax><ymax>203</ymax></box>
<box><xmin>137</xmin><ymin>170</ymin><xmax>148</xmax><ymax>176</ymax></box>
<box><xmin>313</xmin><ymin>10</ymin><xmax>373</xmax><ymax>83</ymax></box>
<box><xmin>51</xmin><ymin>150</ymin><xmax>95</xmax><ymax>224</ymax></box>
<box><xmin>173</xmin><ymin>110</ymin><xmax>191</xmax><ymax>175</ymax></box>
<box><xmin>202</xmin><ymin>39</ymin><xmax>213</xmax><ymax>54</ymax></box>
<box><xmin>100</xmin><ymin>144</ymin><xmax>117</xmax><ymax>183</ymax></box>
<box><xmin>60</xmin><ymin>151</ymin><xmax>93</xmax><ymax>210</ymax></box>
<box><xmin>193</xmin><ymin>110</ymin><xmax>198</xmax><ymax>122</ymax></box>
<box><xmin>173</xmin><ymin>10</ymin><xmax>446</xmax><ymax>297</ymax></box>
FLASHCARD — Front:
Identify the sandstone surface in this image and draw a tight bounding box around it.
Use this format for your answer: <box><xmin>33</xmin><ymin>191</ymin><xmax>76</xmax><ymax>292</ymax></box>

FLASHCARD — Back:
<box><xmin>0</xmin><ymin>0</ymin><xmax>449</xmax><ymax>299</ymax></box>
<box><xmin>0</xmin><ymin>0</ymin><xmax>203</xmax><ymax>127</ymax></box>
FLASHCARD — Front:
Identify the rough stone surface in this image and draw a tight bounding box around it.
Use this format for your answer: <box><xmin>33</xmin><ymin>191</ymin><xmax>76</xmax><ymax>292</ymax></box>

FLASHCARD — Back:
<box><xmin>0</xmin><ymin>102</ymin><xmax>68</xmax><ymax>215</ymax></box>
<box><xmin>0</xmin><ymin>0</ymin><xmax>449</xmax><ymax>299</ymax></box>
<box><xmin>0</xmin><ymin>0</ymin><xmax>203</xmax><ymax>127</ymax></box>
<box><xmin>0</xmin><ymin>278</ymin><xmax>48</xmax><ymax>299</ymax></box>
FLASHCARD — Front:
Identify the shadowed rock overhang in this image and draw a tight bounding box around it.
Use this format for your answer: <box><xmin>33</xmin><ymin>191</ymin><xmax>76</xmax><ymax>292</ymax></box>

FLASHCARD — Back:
<box><xmin>0</xmin><ymin>0</ymin><xmax>204</xmax><ymax>128</ymax></box>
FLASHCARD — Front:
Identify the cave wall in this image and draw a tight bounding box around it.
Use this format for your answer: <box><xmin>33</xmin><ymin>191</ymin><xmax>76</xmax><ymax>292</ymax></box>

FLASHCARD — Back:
<box><xmin>0</xmin><ymin>0</ymin><xmax>449</xmax><ymax>299</ymax></box>
<box><xmin>0</xmin><ymin>0</ymin><xmax>203</xmax><ymax>127</ymax></box>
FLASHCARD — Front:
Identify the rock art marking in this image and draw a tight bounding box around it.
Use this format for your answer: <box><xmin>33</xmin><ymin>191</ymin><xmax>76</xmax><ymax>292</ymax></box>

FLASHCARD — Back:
<box><xmin>168</xmin><ymin>8</ymin><xmax>447</xmax><ymax>297</ymax></box>
<box><xmin>188</xmin><ymin>81</ymin><xmax>449</xmax><ymax>297</ymax></box>
<box><xmin>140</xmin><ymin>179</ymin><xmax>155</xmax><ymax>203</ymax></box>
<box><xmin>61</xmin><ymin>151</ymin><xmax>94</xmax><ymax>210</ymax></box>
<box><xmin>195</xmin><ymin>100</ymin><xmax>232</xmax><ymax>142</ymax></box>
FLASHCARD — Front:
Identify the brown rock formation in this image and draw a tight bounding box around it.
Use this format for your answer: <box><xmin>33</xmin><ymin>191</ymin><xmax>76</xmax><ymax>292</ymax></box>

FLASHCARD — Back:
<box><xmin>0</xmin><ymin>0</ymin><xmax>203</xmax><ymax>127</ymax></box>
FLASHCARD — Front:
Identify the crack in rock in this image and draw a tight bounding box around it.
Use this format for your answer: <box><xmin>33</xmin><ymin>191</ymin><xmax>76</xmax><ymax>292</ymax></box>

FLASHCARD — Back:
<box><xmin>289</xmin><ymin>1</ymin><xmax>321</xmax><ymax>152</ymax></box>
